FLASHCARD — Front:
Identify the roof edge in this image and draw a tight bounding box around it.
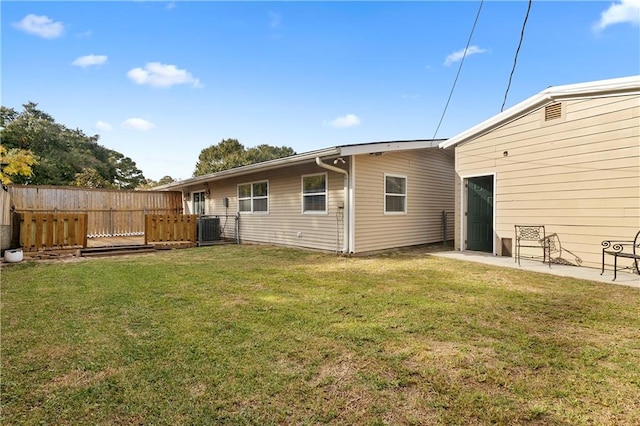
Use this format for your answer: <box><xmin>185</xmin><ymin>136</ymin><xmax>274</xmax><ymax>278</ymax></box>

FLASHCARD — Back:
<box><xmin>439</xmin><ymin>75</ymin><xmax>640</xmax><ymax>149</ymax></box>
<box><xmin>155</xmin><ymin>139</ymin><xmax>446</xmax><ymax>191</ymax></box>
<box><xmin>155</xmin><ymin>146</ymin><xmax>340</xmax><ymax>191</ymax></box>
<box><xmin>339</xmin><ymin>139</ymin><xmax>444</xmax><ymax>156</ymax></box>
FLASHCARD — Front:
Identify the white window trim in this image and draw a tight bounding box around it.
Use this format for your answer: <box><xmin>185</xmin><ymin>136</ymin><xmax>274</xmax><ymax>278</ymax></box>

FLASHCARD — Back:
<box><xmin>384</xmin><ymin>173</ymin><xmax>407</xmax><ymax>215</ymax></box>
<box><xmin>192</xmin><ymin>191</ymin><xmax>206</xmax><ymax>215</ymax></box>
<box><xmin>301</xmin><ymin>172</ymin><xmax>328</xmax><ymax>215</ymax></box>
<box><xmin>237</xmin><ymin>180</ymin><xmax>269</xmax><ymax>214</ymax></box>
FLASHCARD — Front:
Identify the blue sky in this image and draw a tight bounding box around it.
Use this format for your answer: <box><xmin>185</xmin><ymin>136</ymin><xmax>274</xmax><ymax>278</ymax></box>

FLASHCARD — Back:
<box><xmin>2</xmin><ymin>1</ymin><xmax>639</xmax><ymax>181</ymax></box>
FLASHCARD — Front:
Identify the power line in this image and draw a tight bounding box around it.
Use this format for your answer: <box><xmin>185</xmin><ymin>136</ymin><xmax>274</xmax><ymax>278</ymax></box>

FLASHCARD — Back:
<box><xmin>432</xmin><ymin>0</ymin><xmax>484</xmax><ymax>140</ymax></box>
<box><xmin>501</xmin><ymin>0</ymin><xmax>533</xmax><ymax>112</ymax></box>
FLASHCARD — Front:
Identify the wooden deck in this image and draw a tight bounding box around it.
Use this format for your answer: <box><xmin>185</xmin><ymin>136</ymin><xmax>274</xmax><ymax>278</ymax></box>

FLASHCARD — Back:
<box><xmin>88</xmin><ymin>236</ymin><xmax>198</xmax><ymax>250</ymax></box>
<box><xmin>11</xmin><ymin>236</ymin><xmax>235</xmax><ymax>262</ymax></box>
<box><xmin>87</xmin><ymin>236</ymin><xmax>146</xmax><ymax>247</ymax></box>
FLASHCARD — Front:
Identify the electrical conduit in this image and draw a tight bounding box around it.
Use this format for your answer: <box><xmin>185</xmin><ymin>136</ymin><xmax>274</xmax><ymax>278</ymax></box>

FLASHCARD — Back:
<box><xmin>315</xmin><ymin>157</ymin><xmax>349</xmax><ymax>254</ymax></box>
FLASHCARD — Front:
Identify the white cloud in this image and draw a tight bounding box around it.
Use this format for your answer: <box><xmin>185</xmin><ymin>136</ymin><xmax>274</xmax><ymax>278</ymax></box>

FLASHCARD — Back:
<box><xmin>72</xmin><ymin>54</ymin><xmax>108</xmax><ymax>68</ymax></box>
<box><xmin>75</xmin><ymin>30</ymin><xmax>93</xmax><ymax>38</ymax></box>
<box><xmin>593</xmin><ymin>0</ymin><xmax>640</xmax><ymax>31</ymax></box>
<box><xmin>95</xmin><ymin>121</ymin><xmax>113</xmax><ymax>131</ymax></box>
<box><xmin>127</xmin><ymin>62</ymin><xmax>203</xmax><ymax>88</ymax></box>
<box><xmin>444</xmin><ymin>45</ymin><xmax>487</xmax><ymax>66</ymax></box>
<box><xmin>13</xmin><ymin>14</ymin><xmax>64</xmax><ymax>39</ymax></box>
<box><xmin>122</xmin><ymin>118</ymin><xmax>155</xmax><ymax>131</ymax></box>
<box><xmin>326</xmin><ymin>114</ymin><xmax>361</xmax><ymax>128</ymax></box>
<box><xmin>269</xmin><ymin>11</ymin><xmax>282</xmax><ymax>29</ymax></box>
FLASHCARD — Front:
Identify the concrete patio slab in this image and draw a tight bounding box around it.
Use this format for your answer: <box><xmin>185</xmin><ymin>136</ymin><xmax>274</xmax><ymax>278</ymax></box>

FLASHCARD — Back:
<box><xmin>430</xmin><ymin>250</ymin><xmax>640</xmax><ymax>289</ymax></box>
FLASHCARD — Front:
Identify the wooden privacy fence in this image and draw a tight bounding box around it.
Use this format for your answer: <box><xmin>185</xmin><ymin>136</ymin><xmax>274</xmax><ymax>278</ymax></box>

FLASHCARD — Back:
<box><xmin>20</xmin><ymin>213</ymin><xmax>88</xmax><ymax>251</ymax></box>
<box><xmin>8</xmin><ymin>185</ymin><xmax>183</xmax><ymax>238</ymax></box>
<box><xmin>145</xmin><ymin>214</ymin><xmax>198</xmax><ymax>244</ymax></box>
<box><xmin>1</xmin><ymin>188</ymin><xmax>12</xmax><ymax>250</ymax></box>
<box><xmin>1</xmin><ymin>188</ymin><xmax>11</xmax><ymax>227</ymax></box>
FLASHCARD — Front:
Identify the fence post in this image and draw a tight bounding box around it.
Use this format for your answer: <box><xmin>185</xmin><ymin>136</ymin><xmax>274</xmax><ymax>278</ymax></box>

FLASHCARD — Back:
<box><xmin>144</xmin><ymin>214</ymin><xmax>149</xmax><ymax>245</ymax></box>
<box><xmin>80</xmin><ymin>213</ymin><xmax>88</xmax><ymax>248</ymax></box>
<box><xmin>110</xmin><ymin>208</ymin><xmax>114</xmax><ymax>236</ymax></box>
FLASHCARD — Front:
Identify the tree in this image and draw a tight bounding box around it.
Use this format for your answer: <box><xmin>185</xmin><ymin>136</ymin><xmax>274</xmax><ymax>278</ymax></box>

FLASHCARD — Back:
<box><xmin>0</xmin><ymin>145</ymin><xmax>37</xmax><ymax>185</ymax></box>
<box><xmin>245</xmin><ymin>144</ymin><xmax>296</xmax><ymax>164</ymax></box>
<box><xmin>194</xmin><ymin>138</ymin><xmax>246</xmax><ymax>176</ymax></box>
<box><xmin>137</xmin><ymin>175</ymin><xmax>176</xmax><ymax>190</ymax></box>
<box><xmin>109</xmin><ymin>152</ymin><xmax>145</xmax><ymax>189</ymax></box>
<box><xmin>193</xmin><ymin>139</ymin><xmax>296</xmax><ymax>176</ymax></box>
<box><xmin>157</xmin><ymin>175</ymin><xmax>176</xmax><ymax>186</ymax></box>
<box><xmin>0</xmin><ymin>102</ymin><xmax>146</xmax><ymax>187</ymax></box>
<box><xmin>73</xmin><ymin>168</ymin><xmax>114</xmax><ymax>189</ymax></box>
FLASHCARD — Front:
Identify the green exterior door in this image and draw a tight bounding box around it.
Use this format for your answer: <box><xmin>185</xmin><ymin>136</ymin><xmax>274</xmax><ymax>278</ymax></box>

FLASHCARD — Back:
<box><xmin>466</xmin><ymin>176</ymin><xmax>493</xmax><ymax>252</ymax></box>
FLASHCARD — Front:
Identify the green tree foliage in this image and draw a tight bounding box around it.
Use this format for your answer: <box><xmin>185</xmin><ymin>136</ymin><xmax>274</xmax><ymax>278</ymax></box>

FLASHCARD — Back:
<box><xmin>110</xmin><ymin>152</ymin><xmax>145</xmax><ymax>190</ymax></box>
<box><xmin>194</xmin><ymin>138</ymin><xmax>245</xmax><ymax>175</ymax></box>
<box><xmin>138</xmin><ymin>175</ymin><xmax>176</xmax><ymax>189</ymax></box>
<box><xmin>157</xmin><ymin>175</ymin><xmax>177</xmax><ymax>186</ymax></box>
<box><xmin>0</xmin><ymin>102</ymin><xmax>145</xmax><ymax>188</ymax></box>
<box><xmin>73</xmin><ymin>168</ymin><xmax>114</xmax><ymax>189</ymax></box>
<box><xmin>245</xmin><ymin>144</ymin><xmax>296</xmax><ymax>164</ymax></box>
<box><xmin>194</xmin><ymin>138</ymin><xmax>296</xmax><ymax>176</ymax></box>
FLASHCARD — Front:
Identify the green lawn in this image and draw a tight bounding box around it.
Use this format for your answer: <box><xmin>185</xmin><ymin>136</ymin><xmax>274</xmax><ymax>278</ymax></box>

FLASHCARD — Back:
<box><xmin>2</xmin><ymin>245</ymin><xmax>639</xmax><ymax>425</ymax></box>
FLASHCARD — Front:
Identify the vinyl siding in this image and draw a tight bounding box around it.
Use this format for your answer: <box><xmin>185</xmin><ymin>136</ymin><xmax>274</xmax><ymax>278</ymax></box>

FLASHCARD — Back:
<box><xmin>189</xmin><ymin>162</ymin><xmax>346</xmax><ymax>252</ymax></box>
<box><xmin>353</xmin><ymin>149</ymin><xmax>455</xmax><ymax>253</ymax></box>
<box><xmin>453</xmin><ymin>94</ymin><xmax>640</xmax><ymax>269</ymax></box>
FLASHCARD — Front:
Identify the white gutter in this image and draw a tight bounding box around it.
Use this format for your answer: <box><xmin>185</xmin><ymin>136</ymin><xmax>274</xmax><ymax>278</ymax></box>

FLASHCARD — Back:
<box><xmin>340</xmin><ymin>139</ymin><xmax>443</xmax><ymax>155</ymax></box>
<box><xmin>439</xmin><ymin>74</ymin><xmax>640</xmax><ymax>150</ymax></box>
<box><xmin>155</xmin><ymin>147</ymin><xmax>340</xmax><ymax>191</ymax></box>
<box><xmin>315</xmin><ymin>157</ymin><xmax>350</xmax><ymax>254</ymax></box>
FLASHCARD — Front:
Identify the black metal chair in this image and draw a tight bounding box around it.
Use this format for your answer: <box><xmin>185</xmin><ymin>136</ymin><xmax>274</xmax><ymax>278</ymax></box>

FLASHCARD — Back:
<box><xmin>601</xmin><ymin>230</ymin><xmax>640</xmax><ymax>281</ymax></box>
<box><xmin>514</xmin><ymin>225</ymin><xmax>548</xmax><ymax>267</ymax></box>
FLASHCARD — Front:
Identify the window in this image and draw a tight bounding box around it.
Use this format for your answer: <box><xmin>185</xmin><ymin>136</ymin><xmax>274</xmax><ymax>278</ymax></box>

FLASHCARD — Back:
<box><xmin>193</xmin><ymin>191</ymin><xmax>205</xmax><ymax>215</ymax></box>
<box><xmin>238</xmin><ymin>181</ymin><xmax>268</xmax><ymax>213</ymax></box>
<box><xmin>385</xmin><ymin>174</ymin><xmax>407</xmax><ymax>214</ymax></box>
<box><xmin>302</xmin><ymin>173</ymin><xmax>327</xmax><ymax>213</ymax></box>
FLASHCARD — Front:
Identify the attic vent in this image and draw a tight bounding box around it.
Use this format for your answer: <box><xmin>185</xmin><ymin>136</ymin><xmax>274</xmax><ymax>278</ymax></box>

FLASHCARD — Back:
<box><xmin>545</xmin><ymin>103</ymin><xmax>562</xmax><ymax>121</ymax></box>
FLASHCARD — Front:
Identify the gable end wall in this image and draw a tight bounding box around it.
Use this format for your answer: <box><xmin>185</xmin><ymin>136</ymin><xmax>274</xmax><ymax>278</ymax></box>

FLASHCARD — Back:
<box><xmin>453</xmin><ymin>94</ymin><xmax>640</xmax><ymax>268</ymax></box>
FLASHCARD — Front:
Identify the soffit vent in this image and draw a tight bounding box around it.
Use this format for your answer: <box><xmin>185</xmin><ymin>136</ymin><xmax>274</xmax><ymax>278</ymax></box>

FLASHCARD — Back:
<box><xmin>545</xmin><ymin>103</ymin><xmax>562</xmax><ymax>121</ymax></box>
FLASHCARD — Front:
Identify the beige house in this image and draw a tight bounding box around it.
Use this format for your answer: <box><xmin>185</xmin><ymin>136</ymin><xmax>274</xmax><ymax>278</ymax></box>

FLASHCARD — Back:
<box><xmin>439</xmin><ymin>75</ymin><xmax>640</xmax><ymax>269</ymax></box>
<box><xmin>160</xmin><ymin>140</ymin><xmax>455</xmax><ymax>254</ymax></box>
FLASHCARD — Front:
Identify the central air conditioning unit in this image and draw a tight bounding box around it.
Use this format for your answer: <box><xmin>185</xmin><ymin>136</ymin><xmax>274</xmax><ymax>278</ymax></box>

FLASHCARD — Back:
<box><xmin>197</xmin><ymin>216</ymin><xmax>221</xmax><ymax>246</ymax></box>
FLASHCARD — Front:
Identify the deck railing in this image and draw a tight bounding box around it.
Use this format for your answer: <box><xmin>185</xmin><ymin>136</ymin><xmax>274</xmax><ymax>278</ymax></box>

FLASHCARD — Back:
<box><xmin>8</xmin><ymin>186</ymin><xmax>183</xmax><ymax>238</ymax></box>
<box><xmin>19</xmin><ymin>212</ymin><xmax>88</xmax><ymax>251</ymax></box>
<box><xmin>144</xmin><ymin>214</ymin><xmax>198</xmax><ymax>244</ymax></box>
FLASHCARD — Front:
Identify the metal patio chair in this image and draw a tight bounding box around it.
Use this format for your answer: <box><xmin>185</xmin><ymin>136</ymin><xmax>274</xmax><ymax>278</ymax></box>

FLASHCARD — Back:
<box><xmin>514</xmin><ymin>225</ymin><xmax>548</xmax><ymax>267</ymax></box>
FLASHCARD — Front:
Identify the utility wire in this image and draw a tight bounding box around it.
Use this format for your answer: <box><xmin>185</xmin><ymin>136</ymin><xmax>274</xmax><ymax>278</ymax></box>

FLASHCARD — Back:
<box><xmin>501</xmin><ymin>0</ymin><xmax>533</xmax><ymax>112</ymax></box>
<box><xmin>432</xmin><ymin>0</ymin><xmax>484</xmax><ymax>140</ymax></box>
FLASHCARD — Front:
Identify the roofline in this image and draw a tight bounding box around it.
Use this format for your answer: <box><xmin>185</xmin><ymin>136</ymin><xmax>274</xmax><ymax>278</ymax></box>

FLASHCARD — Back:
<box><xmin>339</xmin><ymin>139</ymin><xmax>445</xmax><ymax>155</ymax></box>
<box><xmin>438</xmin><ymin>75</ymin><xmax>640</xmax><ymax>149</ymax></box>
<box><xmin>154</xmin><ymin>139</ymin><xmax>445</xmax><ymax>191</ymax></box>
<box><xmin>154</xmin><ymin>146</ymin><xmax>339</xmax><ymax>191</ymax></box>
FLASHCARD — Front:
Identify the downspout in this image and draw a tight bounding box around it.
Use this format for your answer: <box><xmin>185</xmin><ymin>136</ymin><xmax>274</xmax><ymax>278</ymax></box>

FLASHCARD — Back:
<box><xmin>315</xmin><ymin>157</ymin><xmax>350</xmax><ymax>254</ymax></box>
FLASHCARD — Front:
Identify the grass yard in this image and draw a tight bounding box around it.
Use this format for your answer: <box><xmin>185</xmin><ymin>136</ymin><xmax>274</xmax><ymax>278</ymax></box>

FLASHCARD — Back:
<box><xmin>1</xmin><ymin>245</ymin><xmax>639</xmax><ymax>425</ymax></box>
